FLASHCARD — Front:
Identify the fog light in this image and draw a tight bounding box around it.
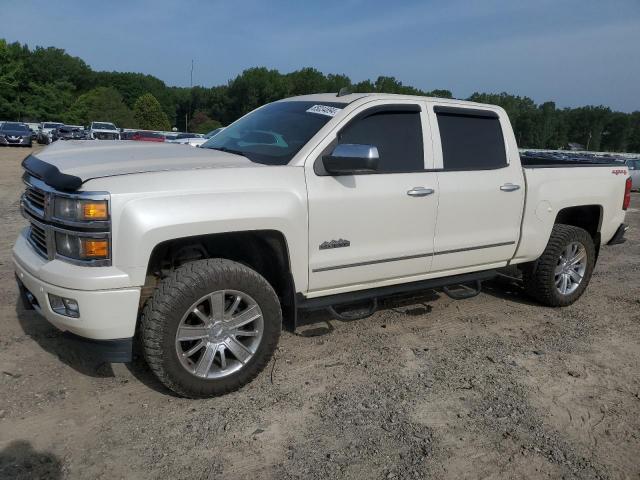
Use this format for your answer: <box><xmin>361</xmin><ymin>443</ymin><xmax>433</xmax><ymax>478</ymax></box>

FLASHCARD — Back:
<box><xmin>49</xmin><ymin>294</ymin><xmax>80</xmax><ymax>318</ymax></box>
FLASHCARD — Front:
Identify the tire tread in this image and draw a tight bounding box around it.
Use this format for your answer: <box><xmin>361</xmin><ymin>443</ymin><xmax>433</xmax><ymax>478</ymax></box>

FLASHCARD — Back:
<box><xmin>140</xmin><ymin>259</ymin><xmax>281</xmax><ymax>398</ymax></box>
<box><xmin>522</xmin><ymin>224</ymin><xmax>595</xmax><ymax>307</ymax></box>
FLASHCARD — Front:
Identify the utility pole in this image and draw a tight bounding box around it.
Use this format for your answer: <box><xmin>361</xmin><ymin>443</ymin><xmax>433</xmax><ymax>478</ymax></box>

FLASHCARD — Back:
<box><xmin>186</xmin><ymin>59</ymin><xmax>194</xmax><ymax>132</ymax></box>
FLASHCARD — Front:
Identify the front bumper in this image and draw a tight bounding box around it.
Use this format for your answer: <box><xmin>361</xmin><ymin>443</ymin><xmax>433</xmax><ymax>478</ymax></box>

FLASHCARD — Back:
<box><xmin>16</xmin><ymin>278</ymin><xmax>133</xmax><ymax>362</ymax></box>
<box><xmin>92</xmin><ymin>132</ymin><xmax>119</xmax><ymax>140</ymax></box>
<box><xmin>0</xmin><ymin>136</ymin><xmax>30</xmax><ymax>145</ymax></box>
<box><xmin>13</xmin><ymin>231</ymin><xmax>141</xmax><ymax>348</ymax></box>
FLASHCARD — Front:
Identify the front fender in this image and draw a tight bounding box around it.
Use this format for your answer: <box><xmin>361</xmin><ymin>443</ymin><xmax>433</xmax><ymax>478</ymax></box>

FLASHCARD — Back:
<box><xmin>113</xmin><ymin>189</ymin><xmax>308</xmax><ymax>290</ymax></box>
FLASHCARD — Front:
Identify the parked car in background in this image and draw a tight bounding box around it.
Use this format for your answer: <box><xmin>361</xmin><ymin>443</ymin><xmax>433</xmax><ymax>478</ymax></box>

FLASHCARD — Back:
<box><xmin>52</xmin><ymin>125</ymin><xmax>86</xmax><ymax>141</ymax></box>
<box><xmin>165</xmin><ymin>132</ymin><xmax>204</xmax><ymax>145</ymax></box>
<box><xmin>26</xmin><ymin>122</ymin><xmax>40</xmax><ymax>140</ymax></box>
<box><xmin>0</xmin><ymin>122</ymin><xmax>32</xmax><ymax>147</ymax></box>
<box><xmin>131</xmin><ymin>131</ymin><xmax>166</xmax><ymax>142</ymax></box>
<box><xmin>627</xmin><ymin>158</ymin><xmax>640</xmax><ymax>191</ymax></box>
<box><xmin>174</xmin><ymin>127</ymin><xmax>225</xmax><ymax>147</ymax></box>
<box><xmin>89</xmin><ymin>122</ymin><xmax>120</xmax><ymax>140</ymax></box>
<box><xmin>37</xmin><ymin>122</ymin><xmax>64</xmax><ymax>144</ymax></box>
<box><xmin>120</xmin><ymin>130</ymin><xmax>137</xmax><ymax>140</ymax></box>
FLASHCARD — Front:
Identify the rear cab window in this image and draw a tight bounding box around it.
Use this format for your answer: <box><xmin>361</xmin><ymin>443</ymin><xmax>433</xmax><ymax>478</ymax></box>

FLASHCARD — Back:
<box><xmin>433</xmin><ymin>106</ymin><xmax>507</xmax><ymax>171</ymax></box>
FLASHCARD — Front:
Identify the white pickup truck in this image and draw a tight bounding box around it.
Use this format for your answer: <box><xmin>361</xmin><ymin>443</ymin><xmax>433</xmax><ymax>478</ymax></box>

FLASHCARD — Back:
<box><xmin>14</xmin><ymin>93</ymin><xmax>631</xmax><ymax>397</ymax></box>
<box><xmin>88</xmin><ymin>121</ymin><xmax>120</xmax><ymax>140</ymax></box>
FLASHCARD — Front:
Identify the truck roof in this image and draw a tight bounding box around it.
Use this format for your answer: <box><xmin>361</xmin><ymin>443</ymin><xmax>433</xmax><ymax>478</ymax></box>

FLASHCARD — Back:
<box><xmin>281</xmin><ymin>92</ymin><xmax>502</xmax><ymax>111</ymax></box>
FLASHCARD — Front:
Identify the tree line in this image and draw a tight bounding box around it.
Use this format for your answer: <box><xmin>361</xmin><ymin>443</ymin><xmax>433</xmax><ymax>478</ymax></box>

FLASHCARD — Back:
<box><xmin>1</xmin><ymin>39</ymin><xmax>639</xmax><ymax>151</ymax></box>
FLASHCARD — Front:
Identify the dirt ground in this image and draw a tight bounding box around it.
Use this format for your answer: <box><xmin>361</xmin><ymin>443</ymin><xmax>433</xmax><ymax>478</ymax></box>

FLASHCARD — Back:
<box><xmin>0</xmin><ymin>144</ymin><xmax>638</xmax><ymax>480</ymax></box>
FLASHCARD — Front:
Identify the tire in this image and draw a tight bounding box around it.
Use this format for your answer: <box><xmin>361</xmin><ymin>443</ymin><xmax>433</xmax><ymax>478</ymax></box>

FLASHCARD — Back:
<box><xmin>141</xmin><ymin>259</ymin><xmax>281</xmax><ymax>398</ymax></box>
<box><xmin>522</xmin><ymin>224</ymin><xmax>596</xmax><ymax>307</ymax></box>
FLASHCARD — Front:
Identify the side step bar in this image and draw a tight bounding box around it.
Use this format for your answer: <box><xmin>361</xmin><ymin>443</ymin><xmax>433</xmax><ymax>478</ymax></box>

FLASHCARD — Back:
<box><xmin>297</xmin><ymin>269</ymin><xmax>497</xmax><ymax>313</ymax></box>
<box><xmin>442</xmin><ymin>280</ymin><xmax>482</xmax><ymax>300</ymax></box>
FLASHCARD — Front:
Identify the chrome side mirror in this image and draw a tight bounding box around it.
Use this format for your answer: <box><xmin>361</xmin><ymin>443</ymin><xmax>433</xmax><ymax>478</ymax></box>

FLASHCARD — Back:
<box><xmin>322</xmin><ymin>144</ymin><xmax>380</xmax><ymax>175</ymax></box>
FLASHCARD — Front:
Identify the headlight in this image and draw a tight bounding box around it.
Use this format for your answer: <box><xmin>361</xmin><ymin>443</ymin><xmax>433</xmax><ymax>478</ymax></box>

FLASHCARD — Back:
<box><xmin>55</xmin><ymin>232</ymin><xmax>109</xmax><ymax>260</ymax></box>
<box><xmin>54</xmin><ymin>197</ymin><xmax>109</xmax><ymax>221</ymax></box>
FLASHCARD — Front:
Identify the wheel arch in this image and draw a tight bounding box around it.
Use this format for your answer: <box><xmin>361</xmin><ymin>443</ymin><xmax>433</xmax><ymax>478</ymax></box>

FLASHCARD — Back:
<box><xmin>554</xmin><ymin>204</ymin><xmax>603</xmax><ymax>259</ymax></box>
<box><xmin>143</xmin><ymin>230</ymin><xmax>297</xmax><ymax>330</ymax></box>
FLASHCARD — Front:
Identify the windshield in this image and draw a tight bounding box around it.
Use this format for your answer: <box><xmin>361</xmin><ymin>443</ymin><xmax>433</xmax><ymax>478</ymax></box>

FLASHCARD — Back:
<box><xmin>1</xmin><ymin>122</ymin><xmax>29</xmax><ymax>132</ymax></box>
<box><xmin>201</xmin><ymin>101</ymin><xmax>344</xmax><ymax>165</ymax></box>
<box><xmin>205</xmin><ymin>127</ymin><xmax>224</xmax><ymax>138</ymax></box>
<box><xmin>93</xmin><ymin>122</ymin><xmax>116</xmax><ymax>130</ymax></box>
<box><xmin>43</xmin><ymin>123</ymin><xmax>63</xmax><ymax>128</ymax></box>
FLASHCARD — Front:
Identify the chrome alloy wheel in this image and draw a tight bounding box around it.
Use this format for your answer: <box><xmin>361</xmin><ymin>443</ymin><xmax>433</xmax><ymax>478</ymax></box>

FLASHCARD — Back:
<box><xmin>175</xmin><ymin>290</ymin><xmax>264</xmax><ymax>379</ymax></box>
<box><xmin>554</xmin><ymin>241</ymin><xmax>587</xmax><ymax>295</ymax></box>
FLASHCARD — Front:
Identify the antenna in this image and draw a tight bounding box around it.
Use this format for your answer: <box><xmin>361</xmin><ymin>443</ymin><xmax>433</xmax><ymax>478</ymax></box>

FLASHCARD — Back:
<box><xmin>337</xmin><ymin>87</ymin><xmax>351</xmax><ymax>97</ymax></box>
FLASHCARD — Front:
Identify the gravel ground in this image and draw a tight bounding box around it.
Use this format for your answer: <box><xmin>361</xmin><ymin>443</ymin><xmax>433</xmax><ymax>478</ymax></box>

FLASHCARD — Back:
<box><xmin>0</xmin><ymin>145</ymin><xmax>639</xmax><ymax>480</ymax></box>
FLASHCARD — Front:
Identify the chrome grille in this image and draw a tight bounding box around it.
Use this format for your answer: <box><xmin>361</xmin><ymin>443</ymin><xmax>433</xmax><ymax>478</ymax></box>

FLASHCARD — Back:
<box><xmin>25</xmin><ymin>186</ymin><xmax>46</xmax><ymax>212</ymax></box>
<box><xmin>28</xmin><ymin>222</ymin><xmax>48</xmax><ymax>258</ymax></box>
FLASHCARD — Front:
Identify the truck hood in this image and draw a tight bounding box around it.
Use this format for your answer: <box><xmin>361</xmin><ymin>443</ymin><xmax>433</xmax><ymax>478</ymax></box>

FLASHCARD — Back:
<box><xmin>23</xmin><ymin>140</ymin><xmax>255</xmax><ymax>191</ymax></box>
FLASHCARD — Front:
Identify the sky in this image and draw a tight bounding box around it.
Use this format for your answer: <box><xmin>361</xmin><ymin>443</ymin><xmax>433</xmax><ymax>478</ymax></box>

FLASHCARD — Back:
<box><xmin>2</xmin><ymin>0</ymin><xmax>640</xmax><ymax>112</ymax></box>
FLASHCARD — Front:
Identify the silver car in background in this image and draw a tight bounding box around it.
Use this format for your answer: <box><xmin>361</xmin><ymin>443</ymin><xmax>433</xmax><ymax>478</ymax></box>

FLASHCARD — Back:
<box><xmin>627</xmin><ymin>159</ymin><xmax>640</xmax><ymax>191</ymax></box>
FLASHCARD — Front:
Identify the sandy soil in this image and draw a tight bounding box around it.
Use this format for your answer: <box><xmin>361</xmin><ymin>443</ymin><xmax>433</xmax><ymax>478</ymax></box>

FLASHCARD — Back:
<box><xmin>0</xmin><ymin>144</ymin><xmax>638</xmax><ymax>480</ymax></box>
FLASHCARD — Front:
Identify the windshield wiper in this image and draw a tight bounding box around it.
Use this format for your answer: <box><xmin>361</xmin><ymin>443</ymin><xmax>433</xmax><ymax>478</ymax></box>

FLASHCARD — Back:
<box><xmin>206</xmin><ymin>146</ymin><xmax>250</xmax><ymax>160</ymax></box>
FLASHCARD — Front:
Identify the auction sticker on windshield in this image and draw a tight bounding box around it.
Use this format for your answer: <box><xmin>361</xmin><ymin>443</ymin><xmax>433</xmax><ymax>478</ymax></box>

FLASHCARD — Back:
<box><xmin>306</xmin><ymin>105</ymin><xmax>342</xmax><ymax>117</ymax></box>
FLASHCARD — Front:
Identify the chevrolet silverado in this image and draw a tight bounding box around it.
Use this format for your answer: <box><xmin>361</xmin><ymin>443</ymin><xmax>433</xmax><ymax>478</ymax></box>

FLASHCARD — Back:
<box><xmin>14</xmin><ymin>93</ymin><xmax>631</xmax><ymax>397</ymax></box>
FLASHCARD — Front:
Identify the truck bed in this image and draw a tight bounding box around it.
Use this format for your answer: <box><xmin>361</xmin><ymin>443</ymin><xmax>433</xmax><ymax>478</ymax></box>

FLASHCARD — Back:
<box><xmin>513</xmin><ymin>161</ymin><xmax>628</xmax><ymax>265</ymax></box>
<box><xmin>520</xmin><ymin>153</ymin><xmax>625</xmax><ymax>168</ymax></box>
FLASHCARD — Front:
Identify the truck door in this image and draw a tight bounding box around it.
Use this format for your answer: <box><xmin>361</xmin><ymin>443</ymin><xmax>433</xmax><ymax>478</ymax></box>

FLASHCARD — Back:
<box><xmin>305</xmin><ymin>102</ymin><xmax>439</xmax><ymax>293</ymax></box>
<box><xmin>427</xmin><ymin>104</ymin><xmax>525</xmax><ymax>272</ymax></box>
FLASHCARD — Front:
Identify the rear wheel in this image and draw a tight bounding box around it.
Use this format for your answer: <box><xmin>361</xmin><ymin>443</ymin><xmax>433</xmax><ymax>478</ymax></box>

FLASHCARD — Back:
<box><xmin>522</xmin><ymin>224</ymin><xmax>596</xmax><ymax>307</ymax></box>
<box><xmin>141</xmin><ymin>259</ymin><xmax>281</xmax><ymax>398</ymax></box>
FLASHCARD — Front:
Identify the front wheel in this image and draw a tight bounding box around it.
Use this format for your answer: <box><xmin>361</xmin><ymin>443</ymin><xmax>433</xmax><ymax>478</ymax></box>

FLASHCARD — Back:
<box><xmin>522</xmin><ymin>224</ymin><xmax>596</xmax><ymax>307</ymax></box>
<box><xmin>141</xmin><ymin>259</ymin><xmax>281</xmax><ymax>398</ymax></box>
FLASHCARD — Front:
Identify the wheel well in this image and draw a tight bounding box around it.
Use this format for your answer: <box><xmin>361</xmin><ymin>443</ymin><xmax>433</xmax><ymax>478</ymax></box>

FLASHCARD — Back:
<box><xmin>554</xmin><ymin>205</ymin><xmax>602</xmax><ymax>238</ymax></box>
<box><xmin>554</xmin><ymin>205</ymin><xmax>602</xmax><ymax>258</ymax></box>
<box><xmin>144</xmin><ymin>230</ymin><xmax>296</xmax><ymax>330</ymax></box>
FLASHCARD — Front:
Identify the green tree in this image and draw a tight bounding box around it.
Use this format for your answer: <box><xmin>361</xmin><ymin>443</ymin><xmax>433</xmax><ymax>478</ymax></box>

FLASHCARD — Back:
<box><xmin>26</xmin><ymin>46</ymin><xmax>92</xmax><ymax>91</ymax></box>
<box><xmin>627</xmin><ymin>112</ymin><xmax>640</xmax><ymax>153</ymax></box>
<box><xmin>601</xmin><ymin>112</ymin><xmax>630</xmax><ymax>152</ymax></box>
<box><xmin>23</xmin><ymin>81</ymin><xmax>74</xmax><ymax>121</ymax></box>
<box><xmin>226</xmin><ymin>67</ymin><xmax>289</xmax><ymax>121</ymax></box>
<box><xmin>1</xmin><ymin>37</ymin><xmax>639</xmax><ymax>153</ymax></box>
<box><xmin>189</xmin><ymin>111</ymin><xmax>221</xmax><ymax>133</ymax></box>
<box><xmin>66</xmin><ymin>87</ymin><xmax>135</xmax><ymax>127</ymax></box>
<box><xmin>133</xmin><ymin>93</ymin><xmax>171</xmax><ymax>130</ymax></box>
<box><xmin>426</xmin><ymin>89</ymin><xmax>453</xmax><ymax>99</ymax></box>
<box><xmin>286</xmin><ymin>67</ymin><xmax>328</xmax><ymax>95</ymax></box>
<box><xmin>94</xmin><ymin>71</ymin><xmax>174</xmax><ymax>119</ymax></box>
<box><xmin>565</xmin><ymin>106</ymin><xmax>611</xmax><ymax>151</ymax></box>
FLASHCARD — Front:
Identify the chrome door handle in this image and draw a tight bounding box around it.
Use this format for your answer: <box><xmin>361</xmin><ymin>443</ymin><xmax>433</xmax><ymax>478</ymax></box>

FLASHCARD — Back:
<box><xmin>500</xmin><ymin>183</ymin><xmax>521</xmax><ymax>192</ymax></box>
<box><xmin>407</xmin><ymin>187</ymin><xmax>435</xmax><ymax>197</ymax></box>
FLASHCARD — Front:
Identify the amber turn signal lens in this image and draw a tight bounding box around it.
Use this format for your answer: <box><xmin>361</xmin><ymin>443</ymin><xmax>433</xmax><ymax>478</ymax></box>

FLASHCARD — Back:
<box><xmin>81</xmin><ymin>201</ymin><xmax>108</xmax><ymax>220</ymax></box>
<box><xmin>81</xmin><ymin>239</ymin><xmax>109</xmax><ymax>258</ymax></box>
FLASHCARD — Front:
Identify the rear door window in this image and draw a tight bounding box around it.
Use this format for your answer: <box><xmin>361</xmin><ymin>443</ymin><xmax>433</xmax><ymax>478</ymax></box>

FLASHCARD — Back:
<box><xmin>337</xmin><ymin>108</ymin><xmax>424</xmax><ymax>173</ymax></box>
<box><xmin>435</xmin><ymin>107</ymin><xmax>507</xmax><ymax>170</ymax></box>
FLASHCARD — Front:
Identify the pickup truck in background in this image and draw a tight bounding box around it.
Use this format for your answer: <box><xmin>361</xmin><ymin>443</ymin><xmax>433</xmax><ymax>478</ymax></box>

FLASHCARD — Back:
<box><xmin>88</xmin><ymin>121</ymin><xmax>120</xmax><ymax>140</ymax></box>
<box><xmin>13</xmin><ymin>93</ymin><xmax>631</xmax><ymax>397</ymax></box>
<box><xmin>36</xmin><ymin>121</ymin><xmax>64</xmax><ymax>145</ymax></box>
